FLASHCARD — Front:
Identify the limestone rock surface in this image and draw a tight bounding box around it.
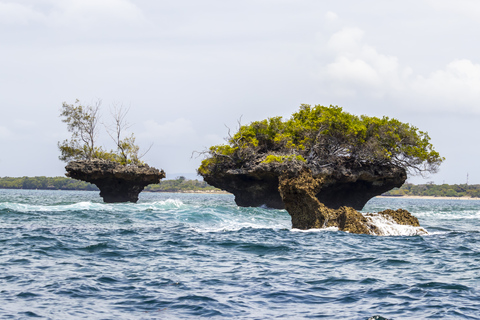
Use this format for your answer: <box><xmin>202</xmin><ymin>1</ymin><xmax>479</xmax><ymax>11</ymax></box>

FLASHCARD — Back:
<box><xmin>65</xmin><ymin>159</ymin><xmax>165</xmax><ymax>203</ymax></box>
<box><xmin>278</xmin><ymin>169</ymin><xmax>426</xmax><ymax>235</ymax></box>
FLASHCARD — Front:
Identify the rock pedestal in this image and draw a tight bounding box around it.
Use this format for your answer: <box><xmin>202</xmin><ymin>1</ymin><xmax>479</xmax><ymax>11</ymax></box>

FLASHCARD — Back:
<box><xmin>278</xmin><ymin>169</ymin><xmax>426</xmax><ymax>235</ymax></box>
<box><xmin>65</xmin><ymin>159</ymin><xmax>165</xmax><ymax>203</ymax></box>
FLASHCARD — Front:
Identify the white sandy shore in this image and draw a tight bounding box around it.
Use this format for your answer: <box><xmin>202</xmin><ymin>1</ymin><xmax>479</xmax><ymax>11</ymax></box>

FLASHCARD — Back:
<box><xmin>377</xmin><ymin>195</ymin><xmax>480</xmax><ymax>200</ymax></box>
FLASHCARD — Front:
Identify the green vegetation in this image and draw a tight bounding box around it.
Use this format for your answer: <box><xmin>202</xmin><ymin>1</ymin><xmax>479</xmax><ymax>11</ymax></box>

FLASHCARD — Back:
<box><xmin>384</xmin><ymin>183</ymin><xmax>480</xmax><ymax>198</ymax></box>
<box><xmin>58</xmin><ymin>99</ymin><xmax>147</xmax><ymax>165</ymax></box>
<box><xmin>0</xmin><ymin>176</ymin><xmax>98</xmax><ymax>190</ymax></box>
<box><xmin>0</xmin><ymin>176</ymin><xmax>219</xmax><ymax>193</ymax></box>
<box><xmin>262</xmin><ymin>155</ymin><xmax>306</xmax><ymax>164</ymax></box>
<box><xmin>199</xmin><ymin>104</ymin><xmax>444</xmax><ymax>176</ymax></box>
<box><xmin>144</xmin><ymin>176</ymin><xmax>220</xmax><ymax>192</ymax></box>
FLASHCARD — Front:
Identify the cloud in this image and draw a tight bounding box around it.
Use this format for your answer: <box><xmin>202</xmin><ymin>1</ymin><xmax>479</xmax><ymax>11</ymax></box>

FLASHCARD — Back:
<box><xmin>323</xmin><ymin>27</ymin><xmax>410</xmax><ymax>97</ymax></box>
<box><xmin>325</xmin><ymin>11</ymin><xmax>338</xmax><ymax>23</ymax></box>
<box><xmin>50</xmin><ymin>0</ymin><xmax>145</xmax><ymax>26</ymax></box>
<box><xmin>0</xmin><ymin>2</ymin><xmax>44</xmax><ymax>25</ymax></box>
<box><xmin>411</xmin><ymin>59</ymin><xmax>480</xmax><ymax>111</ymax></box>
<box><xmin>0</xmin><ymin>126</ymin><xmax>12</xmax><ymax>140</ymax></box>
<box><xmin>427</xmin><ymin>0</ymin><xmax>480</xmax><ymax>18</ymax></box>
<box><xmin>320</xmin><ymin>25</ymin><xmax>480</xmax><ymax>113</ymax></box>
<box><xmin>0</xmin><ymin>0</ymin><xmax>146</xmax><ymax>27</ymax></box>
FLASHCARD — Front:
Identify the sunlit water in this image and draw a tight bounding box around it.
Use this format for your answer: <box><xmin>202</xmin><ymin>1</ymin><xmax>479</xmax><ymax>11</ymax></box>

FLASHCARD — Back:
<box><xmin>1</xmin><ymin>189</ymin><xmax>480</xmax><ymax>319</ymax></box>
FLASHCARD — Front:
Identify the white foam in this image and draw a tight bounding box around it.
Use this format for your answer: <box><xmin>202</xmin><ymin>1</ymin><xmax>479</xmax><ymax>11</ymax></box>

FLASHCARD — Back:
<box><xmin>365</xmin><ymin>213</ymin><xmax>428</xmax><ymax>236</ymax></box>
<box><xmin>290</xmin><ymin>226</ymin><xmax>339</xmax><ymax>233</ymax></box>
<box><xmin>0</xmin><ymin>199</ymin><xmax>186</xmax><ymax>213</ymax></box>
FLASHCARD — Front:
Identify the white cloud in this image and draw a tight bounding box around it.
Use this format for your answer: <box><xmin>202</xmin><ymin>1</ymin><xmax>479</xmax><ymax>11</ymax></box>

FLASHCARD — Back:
<box><xmin>323</xmin><ymin>27</ymin><xmax>410</xmax><ymax>97</ymax></box>
<box><xmin>320</xmin><ymin>25</ymin><xmax>480</xmax><ymax>112</ymax></box>
<box><xmin>427</xmin><ymin>0</ymin><xmax>480</xmax><ymax>18</ymax></box>
<box><xmin>0</xmin><ymin>2</ymin><xmax>44</xmax><ymax>25</ymax></box>
<box><xmin>325</xmin><ymin>11</ymin><xmax>338</xmax><ymax>23</ymax></box>
<box><xmin>0</xmin><ymin>126</ymin><xmax>12</xmax><ymax>140</ymax></box>
<box><xmin>0</xmin><ymin>0</ymin><xmax>146</xmax><ymax>26</ymax></box>
<box><xmin>50</xmin><ymin>0</ymin><xmax>145</xmax><ymax>26</ymax></box>
<box><xmin>326</xmin><ymin>27</ymin><xmax>364</xmax><ymax>54</ymax></box>
<box><xmin>412</xmin><ymin>59</ymin><xmax>480</xmax><ymax>109</ymax></box>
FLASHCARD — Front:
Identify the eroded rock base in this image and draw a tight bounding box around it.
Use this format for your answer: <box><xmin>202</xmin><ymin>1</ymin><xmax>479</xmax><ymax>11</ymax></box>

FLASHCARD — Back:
<box><xmin>279</xmin><ymin>170</ymin><xmax>426</xmax><ymax>235</ymax></box>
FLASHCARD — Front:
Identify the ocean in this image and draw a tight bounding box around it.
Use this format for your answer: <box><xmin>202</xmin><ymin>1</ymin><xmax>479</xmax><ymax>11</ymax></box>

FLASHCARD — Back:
<box><xmin>1</xmin><ymin>189</ymin><xmax>480</xmax><ymax>319</ymax></box>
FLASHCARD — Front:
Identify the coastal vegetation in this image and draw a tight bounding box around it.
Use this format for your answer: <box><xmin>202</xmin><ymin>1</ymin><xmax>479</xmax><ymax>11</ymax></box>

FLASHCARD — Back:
<box><xmin>0</xmin><ymin>176</ymin><xmax>97</xmax><ymax>190</ymax></box>
<box><xmin>0</xmin><ymin>176</ymin><xmax>219</xmax><ymax>193</ymax></box>
<box><xmin>199</xmin><ymin>104</ymin><xmax>444</xmax><ymax>176</ymax></box>
<box><xmin>58</xmin><ymin>99</ymin><xmax>148</xmax><ymax>165</ymax></box>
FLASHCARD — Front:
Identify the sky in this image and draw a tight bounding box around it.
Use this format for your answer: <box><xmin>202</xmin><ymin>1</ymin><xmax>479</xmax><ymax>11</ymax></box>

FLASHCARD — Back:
<box><xmin>1</xmin><ymin>0</ymin><xmax>480</xmax><ymax>184</ymax></box>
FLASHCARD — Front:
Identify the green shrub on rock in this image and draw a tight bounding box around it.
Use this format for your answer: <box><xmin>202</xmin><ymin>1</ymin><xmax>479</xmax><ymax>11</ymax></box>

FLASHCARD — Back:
<box><xmin>199</xmin><ymin>104</ymin><xmax>444</xmax><ymax>176</ymax></box>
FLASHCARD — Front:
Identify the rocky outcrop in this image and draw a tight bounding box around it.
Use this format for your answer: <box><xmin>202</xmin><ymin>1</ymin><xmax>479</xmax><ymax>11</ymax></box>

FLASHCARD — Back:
<box><xmin>65</xmin><ymin>159</ymin><xmax>165</xmax><ymax>203</ymax></box>
<box><xmin>202</xmin><ymin>158</ymin><xmax>406</xmax><ymax>210</ymax></box>
<box><xmin>278</xmin><ymin>169</ymin><xmax>426</xmax><ymax>235</ymax></box>
<box><xmin>202</xmin><ymin>160</ymin><xmax>304</xmax><ymax>209</ymax></box>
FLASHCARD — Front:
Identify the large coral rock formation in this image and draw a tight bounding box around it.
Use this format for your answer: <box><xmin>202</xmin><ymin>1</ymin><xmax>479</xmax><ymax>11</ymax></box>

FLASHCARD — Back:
<box><xmin>203</xmin><ymin>158</ymin><xmax>406</xmax><ymax>210</ymax></box>
<box><xmin>278</xmin><ymin>169</ymin><xmax>426</xmax><ymax>235</ymax></box>
<box><xmin>65</xmin><ymin>159</ymin><xmax>165</xmax><ymax>203</ymax></box>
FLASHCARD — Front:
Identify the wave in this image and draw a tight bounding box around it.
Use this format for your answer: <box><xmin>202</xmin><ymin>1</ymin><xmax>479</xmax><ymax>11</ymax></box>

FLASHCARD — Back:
<box><xmin>414</xmin><ymin>210</ymin><xmax>480</xmax><ymax>220</ymax></box>
<box><xmin>0</xmin><ymin>199</ymin><xmax>186</xmax><ymax>213</ymax></box>
<box><xmin>365</xmin><ymin>213</ymin><xmax>428</xmax><ymax>236</ymax></box>
<box><xmin>4</xmin><ymin>192</ymin><xmax>477</xmax><ymax>236</ymax></box>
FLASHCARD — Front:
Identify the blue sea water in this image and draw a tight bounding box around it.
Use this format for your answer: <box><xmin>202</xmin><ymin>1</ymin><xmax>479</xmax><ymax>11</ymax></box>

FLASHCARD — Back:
<box><xmin>1</xmin><ymin>189</ymin><xmax>480</xmax><ymax>319</ymax></box>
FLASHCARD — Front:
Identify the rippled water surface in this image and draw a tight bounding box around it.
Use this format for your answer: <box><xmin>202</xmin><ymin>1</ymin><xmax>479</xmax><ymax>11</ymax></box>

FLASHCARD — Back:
<box><xmin>1</xmin><ymin>189</ymin><xmax>480</xmax><ymax>319</ymax></box>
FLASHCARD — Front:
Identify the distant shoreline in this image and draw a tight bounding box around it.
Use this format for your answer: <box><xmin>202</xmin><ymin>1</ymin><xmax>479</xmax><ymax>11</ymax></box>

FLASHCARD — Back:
<box><xmin>2</xmin><ymin>188</ymin><xmax>479</xmax><ymax>199</ymax></box>
<box><xmin>144</xmin><ymin>190</ymin><xmax>231</xmax><ymax>194</ymax></box>
<box><xmin>0</xmin><ymin>188</ymin><xmax>231</xmax><ymax>194</ymax></box>
<box><xmin>377</xmin><ymin>195</ymin><xmax>480</xmax><ymax>200</ymax></box>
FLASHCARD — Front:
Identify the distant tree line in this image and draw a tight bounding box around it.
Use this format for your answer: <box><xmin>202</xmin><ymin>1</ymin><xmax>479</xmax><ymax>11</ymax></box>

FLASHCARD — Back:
<box><xmin>0</xmin><ymin>176</ymin><xmax>98</xmax><ymax>190</ymax></box>
<box><xmin>144</xmin><ymin>176</ymin><xmax>219</xmax><ymax>192</ymax></box>
<box><xmin>0</xmin><ymin>176</ymin><xmax>219</xmax><ymax>193</ymax></box>
<box><xmin>3</xmin><ymin>176</ymin><xmax>477</xmax><ymax>197</ymax></box>
<box><xmin>384</xmin><ymin>183</ymin><xmax>480</xmax><ymax>198</ymax></box>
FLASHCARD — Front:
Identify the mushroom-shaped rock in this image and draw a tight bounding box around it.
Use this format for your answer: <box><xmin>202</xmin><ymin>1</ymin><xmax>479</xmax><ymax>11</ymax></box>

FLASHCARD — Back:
<box><xmin>65</xmin><ymin>159</ymin><xmax>165</xmax><ymax>203</ymax></box>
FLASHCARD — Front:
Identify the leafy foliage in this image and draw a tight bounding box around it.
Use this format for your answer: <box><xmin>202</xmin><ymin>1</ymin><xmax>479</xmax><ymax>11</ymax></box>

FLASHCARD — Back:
<box><xmin>199</xmin><ymin>104</ymin><xmax>444</xmax><ymax>175</ymax></box>
<box><xmin>262</xmin><ymin>155</ymin><xmax>306</xmax><ymax>164</ymax></box>
<box><xmin>58</xmin><ymin>99</ymin><xmax>103</xmax><ymax>162</ymax></box>
<box><xmin>58</xmin><ymin>100</ymin><xmax>146</xmax><ymax>165</ymax></box>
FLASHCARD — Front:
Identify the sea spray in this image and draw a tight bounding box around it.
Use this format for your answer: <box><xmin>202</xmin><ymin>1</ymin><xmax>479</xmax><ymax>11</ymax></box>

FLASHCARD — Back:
<box><xmin>364</xmin><ymin>212</ymin><xmax>428</xmax><ymax>236</ymax></box>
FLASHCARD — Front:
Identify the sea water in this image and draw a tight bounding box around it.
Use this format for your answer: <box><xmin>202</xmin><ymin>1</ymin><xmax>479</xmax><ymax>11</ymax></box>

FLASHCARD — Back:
<box><xmin>1</xmin><ymin>189</ymin><xmax>480</xmax><ymax>319</ymax></box>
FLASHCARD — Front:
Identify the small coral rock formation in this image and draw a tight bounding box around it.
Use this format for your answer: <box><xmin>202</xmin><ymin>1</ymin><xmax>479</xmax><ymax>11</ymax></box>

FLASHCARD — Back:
<box><xmin>279</xmin><ymin>169</ymin><xmax>426</xmax><ymax>235</ymax></box>
<box><xmin>65</xmin><ymin>159</ymin><xmax>165</xmax><ymax>203</ymax></box>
